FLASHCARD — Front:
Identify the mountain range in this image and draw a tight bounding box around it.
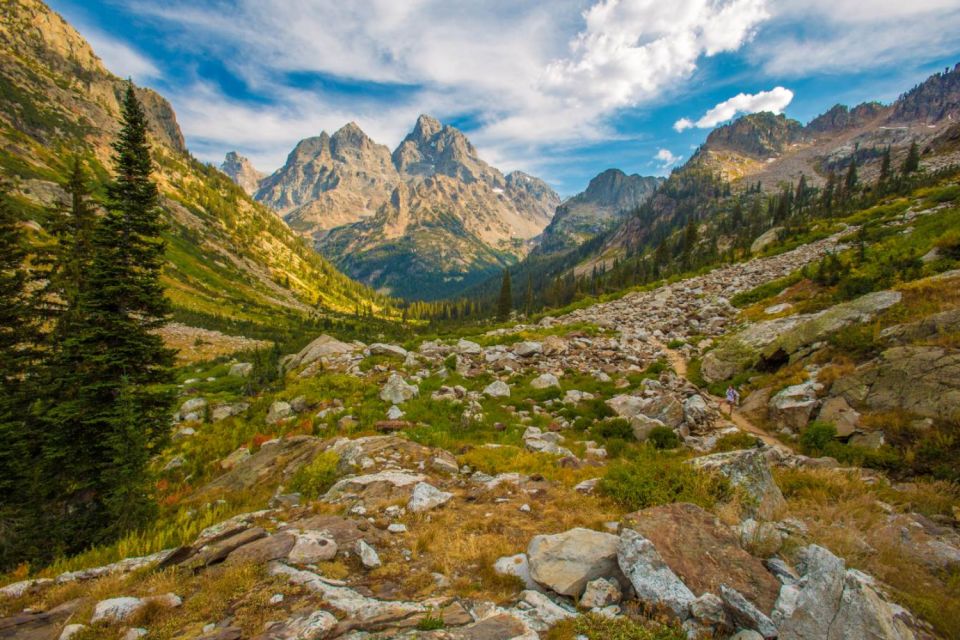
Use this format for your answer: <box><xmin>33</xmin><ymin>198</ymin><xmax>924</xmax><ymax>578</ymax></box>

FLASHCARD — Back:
<box><xmin>223</xmin><ymin>115</ymin><xmax>560</xmax><ymax>298</ymax></box>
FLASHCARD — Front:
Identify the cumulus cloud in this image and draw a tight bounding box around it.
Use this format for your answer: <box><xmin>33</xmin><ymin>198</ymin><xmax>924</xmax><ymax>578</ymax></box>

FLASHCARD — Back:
<box><xmin>673</xmin><ymin>86</ymin><xmax>793</xmax><ymax>131</ymax></box>
<box><xmin>655</xmin><ymin>148</ymin><xmax>681</xmax><ymax>168</ymax></box>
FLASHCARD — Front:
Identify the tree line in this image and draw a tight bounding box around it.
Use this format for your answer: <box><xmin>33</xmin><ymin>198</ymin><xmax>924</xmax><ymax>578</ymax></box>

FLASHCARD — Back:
<box><xmin>0</xmin><ymin>86</ymin><xmax>173</xmax><ymax>569</ymax></box>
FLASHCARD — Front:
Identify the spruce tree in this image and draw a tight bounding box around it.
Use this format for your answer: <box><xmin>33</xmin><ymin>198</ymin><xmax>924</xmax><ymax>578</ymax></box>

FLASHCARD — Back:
<box><xmin>44</xmin><ymin>85</ymin><xmax>174</xmax><ymax>548</ymax></box>
<box><xmin>497</xmin><ymin>270</ymin><xmax>512</xmax><ymax>320</ymax></box>
<box><xmin>0</xmin><ymin>191</ymin><xmax>43</xmax><ymax>568</ymax></box>
<box><xmin>844</xmin><ymin>156</ymin><xmax>858</xmax><ymax>196</ymax></box>
<box><xmin>878</xmin><ymin>147</ymin><xmax>892</xmax><ymax>187</ymax></box>
<box><xmin>902</xmin><ymin>141</ymin><xmax>920</xmax><ymax>175</ymax></box>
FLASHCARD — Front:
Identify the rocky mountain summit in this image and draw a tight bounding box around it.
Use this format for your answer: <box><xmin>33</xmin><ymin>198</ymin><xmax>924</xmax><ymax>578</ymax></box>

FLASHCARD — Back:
<box><xmin>690</xmin><ymin>64</ymin><xmax>960</xmax><ymax>187</ymax></box>
<box><xmin>220</xmin><ymin>152</ymin><xmax>266</xmax><ymax>197</ymax></box>
<box><xmin>237</xmin><ymin>114</ymin><xmax>558</xmax><ymax>298</ymax></box>
<box><xmin>536</xmin><ymin>169</ymin><xmax>662</xmax><ymax>255</ymax></box>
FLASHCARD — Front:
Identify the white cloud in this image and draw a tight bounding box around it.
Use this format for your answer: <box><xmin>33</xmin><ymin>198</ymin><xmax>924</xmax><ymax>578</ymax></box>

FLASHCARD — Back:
<box><xmin>117</xmin><ymin>0</ymin><xmax>772</xmax><ymax>173</ymax></box>
<box><xmin>655</xmin><ymin>148</ymin><xmax>681</xmax><ymax>168</ymax></box>
<box><xmin>674</xmin><ymin>86</ymin><xmax>793</xmax><ymax>131</ymax></box>
<box><xmin>753</xmin><ymin>0</ymin><xmax>960</xmax><ymax>75</ymax></box>
<box><xmin>81</xmin><ymin>28</ymin><xmax>161</xmax><ymax>81</ymax></box>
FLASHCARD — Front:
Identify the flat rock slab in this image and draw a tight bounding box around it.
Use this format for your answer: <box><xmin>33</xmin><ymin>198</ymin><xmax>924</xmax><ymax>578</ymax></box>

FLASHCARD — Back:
<box><xmin>624</xmin><ymin>503</ymin><xmax>781</xmax><ymax>614</ymax></box>
<box><xmin>527</xmin><ymin>527</ymin><xmax>621</xmax><ymax>597</ymax></box>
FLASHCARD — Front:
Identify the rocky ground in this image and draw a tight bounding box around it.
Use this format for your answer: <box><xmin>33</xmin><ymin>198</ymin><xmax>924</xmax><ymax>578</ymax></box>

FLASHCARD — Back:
<box><xmin>3</xmin><ymin>226</ymin><xmax>959</xmax><ymax>640</ymax></box>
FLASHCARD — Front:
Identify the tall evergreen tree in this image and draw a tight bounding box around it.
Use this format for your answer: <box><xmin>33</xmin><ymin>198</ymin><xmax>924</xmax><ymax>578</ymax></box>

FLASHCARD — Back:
<box><xmin>497</xmin><ymin>270</ymin><xmax>512</xmax><ymax>320</ymax></box>
<box><xmin>0</xmin><ymin>191</ymin><xmax>44</xmax><ymax>568</ymax></box>
<box><xmin>902</xmin><ymin>141</ymin><xmax>920</xmax><ymax>175</ymax></box>
<box><xmin>844</xmin><ymin>156</ymin><xmax>859</xmax><ymax>196</ymax></box>
<box><xmin>42</xmin><ymin>85</ymin><xmax>174</xmax><ymax>549</ymax></box>
<box><xmin>878</xmin><ymin>147</ymin><xmax>892</xmax><ymax>187</ymax></box>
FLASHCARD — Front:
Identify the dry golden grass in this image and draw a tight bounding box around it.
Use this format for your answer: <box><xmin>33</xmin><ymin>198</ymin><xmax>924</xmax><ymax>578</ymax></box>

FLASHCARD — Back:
<box><xmin>774</xmin><ymin>467</ymin><xmax>960</xmax><ymax>638</ymax></box>
<box><xmin>386</xmin><ymin>483</ymin><xmax>624</xmax><ymax>603</ymax></box>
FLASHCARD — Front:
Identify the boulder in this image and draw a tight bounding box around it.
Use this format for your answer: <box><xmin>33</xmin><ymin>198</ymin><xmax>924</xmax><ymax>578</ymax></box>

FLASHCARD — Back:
<box><xmin>690</xmin><ymin>449</ymin><xmax>786</xmax><ymax>520</ymax></box>
<box><xmin>720</xmin><ymin>584</ymin><xmax>777</xmax><ymax>638</ymax></box>
<box><xmin>356</xmin><ymin>540</ymin><xmax>382</xmax><ymax>569</ymax></box>
<box><xmin>513</xmin><ymin>341</ymin><xmax>543</xmax><ymax>357</ymax></box>
<box><xmin>179</xmin><ymin>396</ymin><xmax>207</xmax><ymax>420</ymax></box>
<box><xmin>483</xmin><ymin>380</ymin><xmax>511</xmax><ymax>398</ymax></box>
<box><xmin>228</xmin><ymin>362</ymin><xmax>253</xmax><ymax>377</ymax></box>
<box><xmin>456</xmin><ymin>339</ymin><xmax>482</xmax><ymax>355</ymax></box>
<box><xmin>817</xmin><ymin>396</ymin><xmax>861</xmax><ymax>437</ymax></box>
<box><xmin>773</xmin><ymin>545</ymin><xmax>920</xmax><ymax>640</ymax></box>
<box><xmin>368</xmin><ymin>343</ymin><xmax>408</xmax><ymax>358</ymax></box>
<box><xmin>282</xmin><ymin>334</ymin><xmax>357</xmax><ymax>371</ymax></box>
<box><xmin>380</xmin><ymin>374</ymin><xmax>419</xmax><ymax>404</ymax></box>
<box><xmin>91</xmin><ymin>597</ymin><xmax>145</xmax><ymax>623</ymax></box>
<box><xmin>580</xmin><ymin>577</ymin><xmax>622</xmax><ymax>608</ymax></box>
<box><xmin>494</xmin><ymin>553</ymin><xmax>538</xmax><ymax>590</ymax></box>
<box><xmin>407</xmin><ymin>482</ymin><xmax>453</xmax><ymax>513</ymax></box>
<box><xmin>750</xmin><ymin>226</ymin><xmax>784</xmax><ymax>254</ymax></box>
<box><xmin>323</xmin><ymin>470</ymin><xmax>426</xmax><ymax>505</ymax></box>
<box><xmin>617</xmin><ymin>528</ymin><xmax>695</xmax><ymax>619</ymax></box>
<box><xmin>768</xmin><ymin>383</ymin><xmax>819</xmax><ymax>432</ymax></box>
<box><xmin>211</xmin><ymin>402</ymin><xmax>249</xmax><ymax>422</ymax></box>
<box><xmin>832</xmin><ymin>346</ymin><xmax>960</xmax><ymax>420</ymax></box>
<box><xmin>530</xmin><ymin>373</ymin><xmax>560</xmax><ymax>389</ymax></box>
<box><xmin>541</xmin><ymin>335</ymin><xmax>568</xmax><ymax>356</ymax></box>
<box><xmin>622</xmin><ymin>503</ymin><xmax>781</xmax><ymax>614</ymax></box>
<box><xmin>266</xmin><ymin>400</ymin><xmax>293</xmax><ymax>425</ymax></box>
<box><xmin>527</xmin><ymin>528</ymin><xmax>621</xmax><ymax>597</ymax></box>
<box><xmin>287</xmin><ymin>530</ymin><xmax>338</xmax><ymax>564</ymax></box>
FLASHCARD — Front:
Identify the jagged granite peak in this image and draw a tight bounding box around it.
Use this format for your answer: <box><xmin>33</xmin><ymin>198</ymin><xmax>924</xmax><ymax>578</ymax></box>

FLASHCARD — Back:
<box><xmin>535</xmin><ymin>169</ymin><xmax>661</xmax><ymax>255</ymax></box>
<box><xmin>505</xmin><ymin>170</ymin><xmax>562</xmax><ymax>223</ymax></box>
<box><xmin>806</xmin><ymin>102</ymin><xmax>888</xmax><ymax>134</ymax></box>
<box><xmin>703</xmin><ymin>112</ymin><xmax>807</xmax><ymax>158</ymax></box>
<box><xmin>255</xmin><ymin>123</ymin><xmax>399</xmax><ymax>232</ymax></box>
<box><xmin>220</xmin><ymin>151</ymin><xmax>266</xmax><ymax>196</ymax></box>
<box><xmin>392</xmin><ymin>114</ymin><xmax>500</xmax><ymax>186</ymax></box>
<box><xmin>892</xmin><ymin>62</ymin><xmax>960</xmax><ymax>123</ymax></box>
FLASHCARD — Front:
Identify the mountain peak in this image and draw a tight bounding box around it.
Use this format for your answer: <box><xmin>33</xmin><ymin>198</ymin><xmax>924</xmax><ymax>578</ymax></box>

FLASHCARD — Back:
<box><xmin>220</xmin><ymin>151</ymin><xmax>265</xmax><ymax>196</ymax></box>
<box><xmin>412</xmin><ymin>114</ymin><xmax>443</xmax><ymax>139</ymax></box>
<box><xmin>331</xmin><ymin>121</ymin><xmax>371</xmax><ymax>144</ymax></box>
<box><xmin>703</xmin><ymin>112</ymin><xmax>806</xmax><ymax>158</ymax></box>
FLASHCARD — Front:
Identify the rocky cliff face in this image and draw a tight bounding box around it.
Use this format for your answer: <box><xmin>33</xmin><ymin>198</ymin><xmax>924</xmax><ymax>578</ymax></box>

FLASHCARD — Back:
<box><xmin>257</xmin><ymin>115</ymin><xmax>557</xmax><ymax>298</ymax></box>
<box><xmin>536</xmin><ymin>169</ymin><xmax>661</xmax><ymax>255</ymax></box>
<box><xmin>805</xmin><ymin>102</ymin><xmax>888</xmax><ymax>134</ymax></box>
<box><xmin>0</xmin><ymin>0</ymin><xmax>186</xmax><ymax>157</ymax></box>
<box><xmin>892</xmin><ymin>63</ymin><xmax>960</xmax><ymax>123</ymax></box>
<box><xmin>220</xmin><ymin>151</ymin><xmax>265</xmax><ymax>196</ymax></box>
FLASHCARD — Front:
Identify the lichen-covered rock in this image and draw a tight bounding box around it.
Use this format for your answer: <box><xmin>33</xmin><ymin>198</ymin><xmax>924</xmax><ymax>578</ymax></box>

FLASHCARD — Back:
<box><xmin>527</xmin><ymin>528</ymin><xmax>621</xmax><ymax>597</ymax></box>
<box><xmin>690</xmin><ymin>448</ymin><xmax>786</xmax><ymax>520</ymax></box>
<box><xmin>617</xmin><ymin>528</ymin><xmax>695</xmax><ymax>619</ymax></box>
<box><xmin>407</xmin><ymin>482</ymin><xmax>453</xmax><ymax>512</ymax></box>
<box><xmin>483</xmin><ymin>380</ymin><xmax>511</xmax><ymax>398</ymax></box>
<box><xmin>380</xmin><ymin>374</ymin><xmax>419</xmax><ymax>404</ymax></box>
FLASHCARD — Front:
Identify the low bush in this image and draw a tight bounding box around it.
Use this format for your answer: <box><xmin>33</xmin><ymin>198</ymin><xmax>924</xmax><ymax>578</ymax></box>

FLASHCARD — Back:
<box><xmin>546</xmin><ymin>612</ymin><xmax>686</xmax><ymax>640</ymax></box>
<box><xmin>648</xmin><ymin>427</ymin><xmax>680</xmax><ymax>449</ymax></box>
<box><xmin>713</xmin><ymin>431</ymin><xmax>760</xmax><ymax>452</ymax></box>
<box><xmin>287</xmin><ymin>451</ymin><xmax>340</xmax><ymax>499</ymax></box>
<box><xmin>800</xmin><ymin>421</ymin><xmax>837</xmax><ymax>455</ymax></box>
<box><xmin>599</xmin><ymin>448</ymin><xmax>731</xmax><ymax>511</ymax></box>
<box><xmin>591</xmin><ymin>418</ymin><xmax>634</xmax><ymax>441</ymax></box>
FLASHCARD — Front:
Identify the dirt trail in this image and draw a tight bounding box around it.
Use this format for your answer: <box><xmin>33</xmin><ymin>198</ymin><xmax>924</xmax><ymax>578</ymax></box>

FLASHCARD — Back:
<box><xmin>650</xmin><ymin>338</ymin><xmax>789</xmax><ymax>449</ymax></box>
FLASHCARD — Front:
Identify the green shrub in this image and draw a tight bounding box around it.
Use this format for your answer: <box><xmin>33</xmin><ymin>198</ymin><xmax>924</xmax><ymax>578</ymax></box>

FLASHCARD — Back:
<box><xmin>546</xmin><ymin>613</ymin><xmax>686</xmax><ymax>640</ymax></box>
<box><xmin>935</xmin><ymin>230</ymin><xmax>960</xmax><ymax>260</ymax></box>
<box><xmin>592</xmin><ymin>418</ymin><xmax>635</xmax><ymax>441</ymax></box>
<box><xmin>666</xmin><ymin>339</ymin><xmax>685</xmax><ymax>349</ymax></box>
<box><xmin>645</xmin><ymin>359</ymin><xmax>669</xmax><ymax>375</ymax></box>
<box><xmin>599</xmin><ymin>449</ymin><xmax>731</xmax><ymax>511</ymax></box>
<box><xmin>648</xmin><ymin>427</ymin><xmax>680</xmax><ymax>449</ymax></box>
<box><xmin>288</xmin><ymin>451</ymin><xmax>340</xmax><ymax>499</ymax></box>
<box><xmin>713</xmin><ymin>431</ymin><xmax>760</xmax><ymax>452</ymax></box>
<box><xmin>800</xmin><ymin>421</ymin><xmax>837</xmax><ymax>455</ymax></box>
<box><xmin>444</xmin><ymin>354</ymin><xmax>458</xmax><ymax>370</ymax></box>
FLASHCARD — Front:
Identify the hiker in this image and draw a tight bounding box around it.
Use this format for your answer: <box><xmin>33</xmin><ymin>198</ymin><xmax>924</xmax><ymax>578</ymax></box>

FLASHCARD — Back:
<box><xmin>725</xmin><ymin>385</ymin><xmax>740</xmax><ymax>416</ymax></box>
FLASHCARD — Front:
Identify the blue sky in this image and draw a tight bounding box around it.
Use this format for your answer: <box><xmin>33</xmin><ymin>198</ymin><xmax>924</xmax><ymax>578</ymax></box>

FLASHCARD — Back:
<box><xmin>49</xmin><ymin>0</ymin><xmax>960</xmax><ymax>196</ymax></box>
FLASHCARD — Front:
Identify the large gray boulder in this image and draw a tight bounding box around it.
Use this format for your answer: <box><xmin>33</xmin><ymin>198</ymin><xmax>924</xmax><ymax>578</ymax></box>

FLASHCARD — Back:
<box><xmin>768</xmin><ymin>382</ymin><xmax>820</xmax><ymax>432</ymax></box>
<box><xmin>282</xmin><ymin>334</ymin><xmax>357</xmax><ymax>371</ymax></box>
<box><xmin>527</xmin><ymin>528</ymin><xmax>621</xmax><ymax>597</ymax></box>
<box><xmin>773</xmin><ymin>545</ymin><xmax>919</xmax><ymax>640</ymax></box>
<box><xmin>380</xmin><ymin>374</ymin><xmax>419</xmax><ymax>404</ymax></box>
<box><xmin>832</xmin><ymin>346</ymin><xmax>960</xmax><ymax>420</ymax></box>
<box><xmin>690</xmin><ymin>449</ymin><xmax>786</xmax><ymax>520</ymax></box>
<box><xmin>617</xmin><ymin>528</ymin><xmax>695</xmax><ymax>619</ymax></box>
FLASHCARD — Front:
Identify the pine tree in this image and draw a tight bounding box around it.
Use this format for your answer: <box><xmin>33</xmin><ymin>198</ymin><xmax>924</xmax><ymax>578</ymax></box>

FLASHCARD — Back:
<box><xmin>524</xmin><ymin>274</ymin><xmax>533</xmax><ymax>314</ymax></box>
<box><xmin>902</xmin><ymin>141</ymin><xmax>920</xmax><ymax>175</ymax></box>
<box><xmin>878</xmin><ymin>147</ymin><xmax>892</xmax><ymax>187</ymax></box>
<box><xmin>844</xmin><ymin>156</ymin><xmax>858</xmax><ymax>196</ymax></box>
<box><xmin>43</xmin><ymin>85</ymin><xmax>175</xmax><ymax>549</ymax></box>
<box><xmin>497</xmin><ymin>270</ymin><xmax>512</xmax><ymax>320</ymax></box>
<box><xmin>0</xmin><ymin>191</ymin><xmax>44</xmax><ymax>568</ymax></box>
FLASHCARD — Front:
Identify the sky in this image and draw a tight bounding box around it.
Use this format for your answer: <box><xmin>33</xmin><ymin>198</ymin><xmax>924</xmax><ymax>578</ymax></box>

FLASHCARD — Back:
<box><xmin>48</xmin><ymin>0</ymin><xmax>960</xmax><ymax>196</ymax></box>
